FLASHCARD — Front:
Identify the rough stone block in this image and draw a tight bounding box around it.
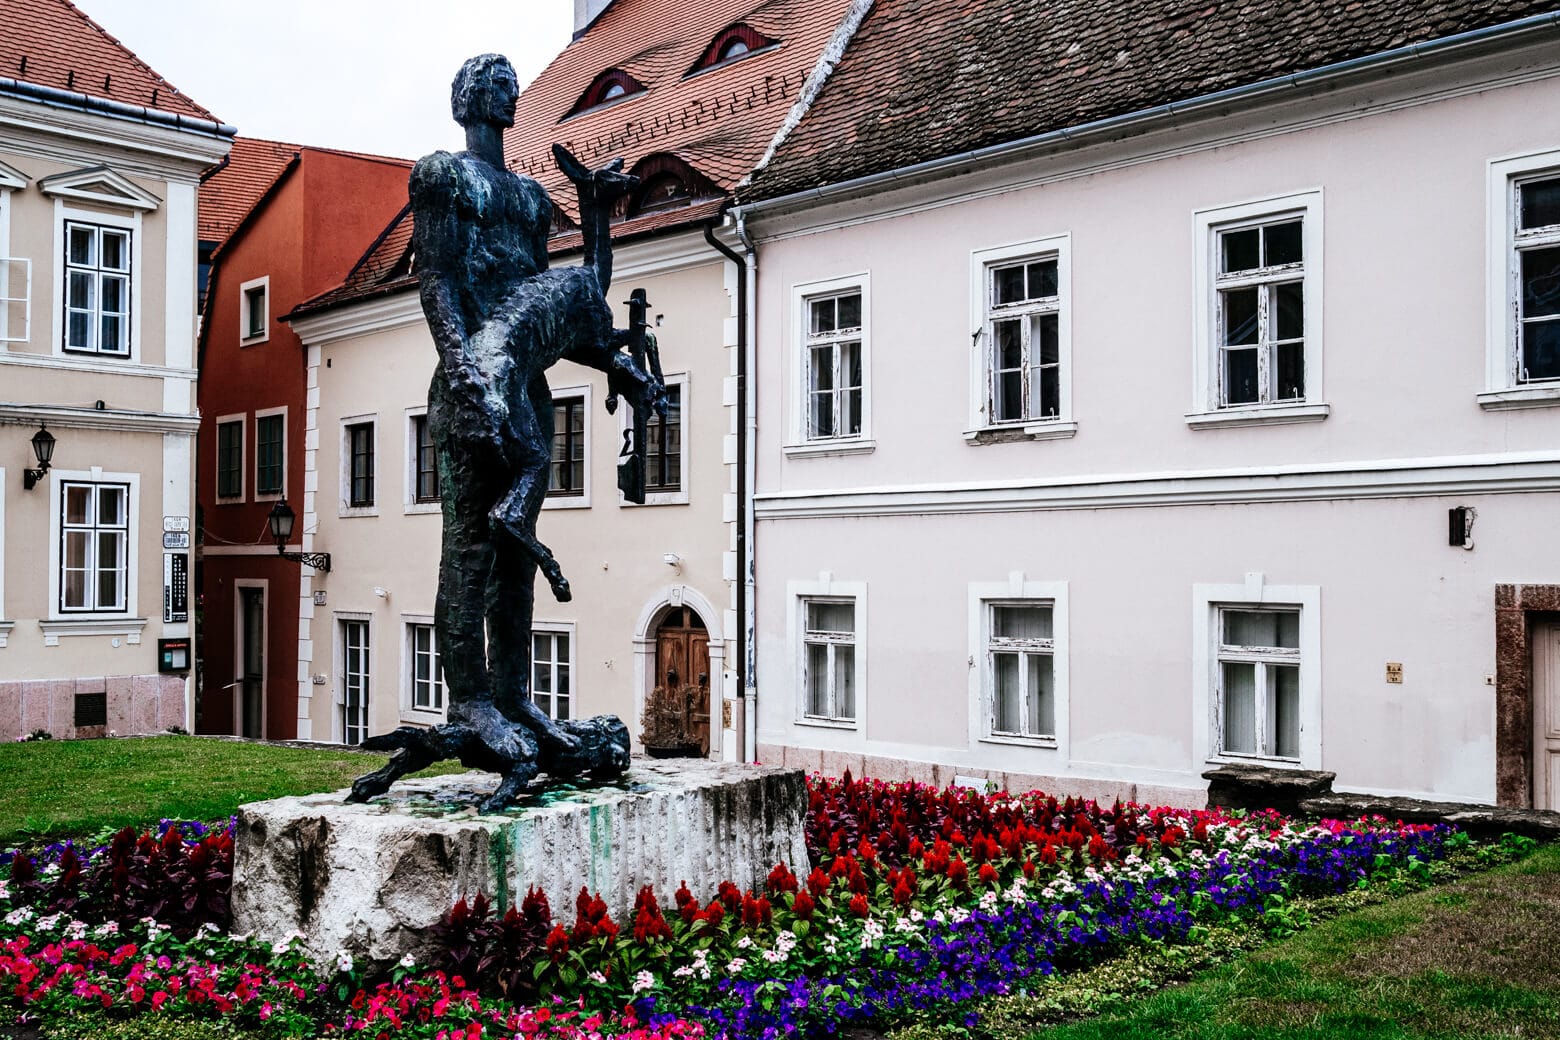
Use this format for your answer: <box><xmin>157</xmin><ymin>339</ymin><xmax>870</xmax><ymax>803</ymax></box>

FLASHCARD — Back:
<box><xmin>1203</xmin><ymin>764</ymin><xmax>1335</xmax><ymax>815</ymax></box>
<box><xmin>821</xmin><ymin>749</ymin><xmax>866</xmax><ymax>780</ymax></box>
<box><xmin>50</xmin><ymin>681</ymin><xmax>74</xmax><ymax>736</ymax></box>
<box><xmin>0</xmin><ymin>683</ymin><xmax>22</xmax><ymax>740</ymax></box>
<box><xmin>21</xmin><ymin>682</ymin><xmax>49</xmax><ymax>735</ymax></box>
<box><xmin>232</xmin><ymin>761</ymin><xmax>808</xmax><ymax>965</ymax></box>
<box><xmin>107</xmin><ymin>676</ymin><xmax>134</xmax><ymax>732</ymax></box>
<box><xmin>159</xmin><ymin>677</ymin><xmax>187</xmax><ymax>729</ymax></box>
<box><xmin>131</xmin><ymin>675</ymin><xmax>159</xmax><ymax>734</ymax></box>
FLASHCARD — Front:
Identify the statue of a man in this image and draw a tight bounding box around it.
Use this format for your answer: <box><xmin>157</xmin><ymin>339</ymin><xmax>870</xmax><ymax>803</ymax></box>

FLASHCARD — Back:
<box><xmin>348</xmin><ymin>54</ymin><xmax>660</xmax><ymax>810</ymax></box>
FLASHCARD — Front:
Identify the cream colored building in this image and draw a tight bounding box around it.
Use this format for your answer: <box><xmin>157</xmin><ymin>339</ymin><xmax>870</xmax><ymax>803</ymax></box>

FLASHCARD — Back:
<box><xmin>0</xmin><ymin>4</ymin><xmax>232</xmax><ymax>738</ymax></box>
<box><xmin>288</xmin><ymin>229</ymin><xmax>743</xmax><ymax>755</ymax></box>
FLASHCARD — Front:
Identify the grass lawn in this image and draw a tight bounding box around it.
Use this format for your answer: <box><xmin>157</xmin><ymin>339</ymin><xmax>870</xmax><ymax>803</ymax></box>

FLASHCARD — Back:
<box><xmin>0</xmin><ymin>735</ymin><xmax>463</xmax><ymax>848</ymax></box>
<box><xmin>1015</xmin><ymin>842</ymin><xmax>1560</xmax><ymax>1040</ymax></box>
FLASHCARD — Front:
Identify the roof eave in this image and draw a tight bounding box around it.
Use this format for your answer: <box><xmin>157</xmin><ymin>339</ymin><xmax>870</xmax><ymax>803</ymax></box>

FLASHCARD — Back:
<box><xmin>0</xmin><ymin>76</ymin><xmax>235</xmax><ymax>138</ymax></box>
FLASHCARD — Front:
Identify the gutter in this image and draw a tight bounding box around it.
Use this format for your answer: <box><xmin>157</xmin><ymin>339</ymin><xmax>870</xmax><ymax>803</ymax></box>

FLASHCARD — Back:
<box><xmin>0</xmin><ymin>76</ymin><xmax>236</xmax><ymax>139</ymax></box>
<box><xmin>736</xmin><ymin>11</ymin><xmax>1560</xmax><ymax>218</ymax></box>
<box><xmin>704</xmin><ymin>211</ymin><xmax>758</xmax><ymax>763</ymax></box>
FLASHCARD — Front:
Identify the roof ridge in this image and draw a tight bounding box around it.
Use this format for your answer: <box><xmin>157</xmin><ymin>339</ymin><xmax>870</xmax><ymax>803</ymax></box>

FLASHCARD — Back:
<box><xmin>50</xmin><ymin>0</ymin><xmax>214</xmax><ymax>119</ymax></box>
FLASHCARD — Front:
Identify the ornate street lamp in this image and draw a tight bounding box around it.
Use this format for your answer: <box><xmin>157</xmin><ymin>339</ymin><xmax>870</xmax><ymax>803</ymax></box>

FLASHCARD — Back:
<box><xmin>23</xmin><ymin>424</ymin><xmax>55</xmax><ymax>490</ymax></box>
<box><xmin>266</xmin><ymin>497</ymin><xmax>331</xmax><ymax>572</ymax></box>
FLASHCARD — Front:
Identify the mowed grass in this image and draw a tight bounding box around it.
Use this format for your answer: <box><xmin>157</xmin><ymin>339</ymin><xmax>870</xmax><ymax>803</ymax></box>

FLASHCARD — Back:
<box><xmin>0</xmin><ymin>735</ymin><xmax>465</xmax><ymax>847</ymax></box>
<box><xmin>1023</xmin><ymin>843</ymin><xmax>1560</xmax><ymax>1040</ymax></box>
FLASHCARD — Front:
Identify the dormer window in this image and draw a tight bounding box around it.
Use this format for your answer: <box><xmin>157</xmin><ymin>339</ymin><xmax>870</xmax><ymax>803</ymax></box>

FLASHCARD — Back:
<box><xmin>623</xmin><ymin>154</ymin><xmax>719</xmax><ymax>219</ymax></box>
<box><xmin>564</xmin><ymin>69</ymin><xmax>646</xmax><ymax>119</ymax></box>
<box><xmin>687</xmin><ymin>24</ymin><xmax>777</xmax><ymax>76</ymax></box>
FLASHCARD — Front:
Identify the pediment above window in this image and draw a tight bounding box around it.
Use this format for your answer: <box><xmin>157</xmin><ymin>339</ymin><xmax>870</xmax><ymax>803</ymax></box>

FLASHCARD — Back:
<box><xmin>0</xmin><ymin>158</ymin><xmax>28</xmax><ymax>191</ymax></box>
<box><xmin>38</xmin><ymin>165</ymin><xmax>161</xmax><ymax>212</ymax></box>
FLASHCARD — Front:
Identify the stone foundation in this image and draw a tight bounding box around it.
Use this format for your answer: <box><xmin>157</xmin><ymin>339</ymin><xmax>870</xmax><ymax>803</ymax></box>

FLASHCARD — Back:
<box><xmin>231</xmin><ymin>760</ymin><xmax>808</xmax><ymax>964</ymax></box>
<box><xmin>0</xmin><ymin>674</ymin><xmax>185</xmax><ymax>741</ymax></box>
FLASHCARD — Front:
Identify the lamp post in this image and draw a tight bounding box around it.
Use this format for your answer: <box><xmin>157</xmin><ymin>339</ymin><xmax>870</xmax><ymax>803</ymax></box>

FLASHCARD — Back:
<box><xmin>22</xmin><ymin>424</ymin><xmax>54</xmax><ymax>490</ymax></box>
<box><xmin>266</xmin><ymin>498</ymin><xmax>331</xmax><ymax>572</ymax></box>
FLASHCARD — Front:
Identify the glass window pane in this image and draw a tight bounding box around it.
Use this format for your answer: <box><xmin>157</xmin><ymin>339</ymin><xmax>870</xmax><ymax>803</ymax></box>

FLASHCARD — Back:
<box><xmin>997</xmin><ymin>369</ymin><xmax>1023</xmax><ymax>423</ymax></box>
<box><xmin>1223</xmin><ymin>347</ymin><xmax>1259</xmax><ymax>405</ymax></box>
<box><xmin>64</xmin><ymin>529</ymin><xmax>89</xmax><ymax>569</ymax></box>
<box><xmin>846</xmin><ymin>387</ymin><xmax>862</xmax><ymax>435</ymax></box>
<box><xmin>807</xmin><ymin>601</ymin><xmax>853</xmax><ymax>634</ymax></box>
<box><xmin>1522</xmin><ymin>246</ymin><xmax>1560</xmax><ymax>319</ymax></box>
<box><xmin>993</xmin><ymin>604</ymin><xmax>1052</xmax><ymax>640</ymax></box>
<box><xmin>98</xmin><ymin>487</ymin><xmax>124</xmax><ymax>526</ymax></box>
<box><xmin>100</xmin><ymin>314</ymin><xmax>123</xmax><ymax>354</ymax></box>
<box><xmin>1522</xmin><ymin>318</ymin><xmax>1560</xmax><ymax>382</ymax></box>
<box><xmin>69</xmin><ymin>226</ymin><xmax>95</xmax><ymax>266</ymax></box>
<box><xmin>806</xmin><ymin>643</ymin><xmax>829</xmax><ymax>715</ymax></box>
<box><xmin>1029</xmin><ymin>653</ymin><xmax>1055</xmax><ymax>737</ymax></box>
<box><xmin>100</xmin><ymin>275</ymin><xmax>126</xmax><ymax>314</ymax></box>
<box><xmin>1521</xmin><ymin>178</ymin><xmax>1560</xmax><ymax>230</ymax></box>
<box><xmin>1275</xmin><ymin>281</ymin><xmax>1303</xmax><ymax>340</ymax></box>
<box><xmin>1276</xmin><ymin>342</ymin><xmax>1305</xmax><ymax>401</ymax></box>
<box><xmin>1222</xmin><ymin>288</ymin><xmax>1259</xmax><ymax>345</ymax></box>
<box><xmin>809</xmin><ymin>345</ymin><xmax>834</xmax><ymax>392</ymax></box>
<box><xmin>1220</xmin><ymin>228</ymin><xmax>1260</xmax><ymax>274</ymax></box>
<box><xmin>1035</xmin><ymin>314</ymin><xmax>1059</xmax><ymax>366</ymax></box>
<box><xmin>102</xmin><ymin>232</ymin><xmax>128</xmax><ymax>271</ymax></box>
<box><xmin>843</xmin><ymin>339</ymin><xmax>862</xmax><ymax>391</ymax></box>
<box><xmin>836</xmin><ymin>293</ymin><xmax>861</xmax><ymax>330</ymax></box>
<box><xmin>809</xmin><ymin>298</ymin><xmax>835</xmax><ymax>334</ymax></box>
<box><xmin>1028</xmin><ymin>260</ymin><xmax>1058</xmax><ymax>299</ymax></box>
<box><xmin>68</xmin><ymin>271</ymin><xmax>94</xmax><ymax>311</ymax></box>
<box><xmin>993</xmin><ymin>265</ymin><xmax>1025</xmax><ymax>306</ymax></box>
<box><xmin>63</xmin><ymin>567</ymin><xmax>87</xmax><ymax>609</ymax></box>
<box><xmin>994</xmin><ymin>318</ymin><xmax>1022</xmax><ymax>369</ymax></box>
<box><xmin>1224</xmin><ymin>610</ymin><xmax>1298</xmax><ymax>649</ymax></box>
<box><xmin>1272</xmin><ymin>665</ymin><xmax>1300</xmax><ymax>758</ymax></box>
<box><xmin>68</xmin><ymin>310</ymin><xmax>91</xmax><ymax>350</ymax></box>
<box><xmin>809</xmin><ymin>391</ymin><xmax>834</xmax><ymax>438</ymax></box>
<box><xmin>65</xmin><ymin>486</ymin><xmax>91</xmax><ymax>525</ymax></box>
<box><xmin>1222</xmin><ymin>662</ymin><xmax>1257</xmax><ymax>754</ymax></box>
<box><xmin>993</xmin><ymin>652</ymin><xmax>1021</xmax><ymax>733</ymax></box>
<box><xmin>1263</xmin><ymin>220</ymin><xmax>1303</xmax><ymax>266</ymax></box>
<box><xmin>556</xmin><ymin>693</ymin><xmax>570</xmax><ymax>721</ymax></box>
<box><xmin>833</xmin><ymin>644</ymin><xmax>855</xmax><ymax>719</ymax></box>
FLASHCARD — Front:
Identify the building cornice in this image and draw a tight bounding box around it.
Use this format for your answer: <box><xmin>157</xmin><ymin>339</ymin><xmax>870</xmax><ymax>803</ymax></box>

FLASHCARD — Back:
<box><xmin>754</xmin><ymin>450</ymin><xmax>1560</xmax><ymax>520</ymax></box>
<box><xmin>0</xmin><ymin>402</ymin><xmax>199</xmax><ymax>435</ymax></box>
<box><xmin>287</xmin><ymin>290</ymin><xmax>424</xmax><ymax>347</ymax></box>
<box><xmin>0</xmin><ymin>349</ymin><xmax>196</xmax><ymax>382</ymax></box>
<box><xmin>0</xmin><ymin>93</ymin><xmax>231</xmax><ymax>179</ymax></box>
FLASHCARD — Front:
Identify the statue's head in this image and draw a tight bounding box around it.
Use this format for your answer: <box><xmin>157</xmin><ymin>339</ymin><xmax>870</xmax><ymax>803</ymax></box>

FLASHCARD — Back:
<box><xmin>451</xmin><ymin>54</ymin><xmax>519</xmax><ymax>130</ymax></box>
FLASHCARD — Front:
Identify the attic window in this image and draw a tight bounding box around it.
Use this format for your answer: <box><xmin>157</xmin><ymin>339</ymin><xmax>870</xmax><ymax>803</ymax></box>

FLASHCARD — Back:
<box><xmin>632</xmin><ymin>173</ymin><xmax>695</xmax><ymax>216</ymax></box>
<box><xmin>565</xmin><ymin>69</ymin><xmax>646</xmax><ymax>118</ymax></box>
<box><xmin>687</xmin><ymin>24</ymin><xmax>777</xmax><ymax>76</ymax></box>
<box><xmin>624</xmin><ymin>154</ymin><xmax>717</xmax><ymax>219</ymax></box>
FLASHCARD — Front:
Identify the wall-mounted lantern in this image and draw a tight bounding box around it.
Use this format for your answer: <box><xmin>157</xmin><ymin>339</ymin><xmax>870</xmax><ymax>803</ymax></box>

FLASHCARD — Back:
<box><xmin>266</xmin><ymin>497</ymin><xmax>331</xmax><ymax>572</ymax></box>
<box><xmin>22</xmin><ymin>424</ymin><xmax>55</xmax><ymax>490</ymax></box>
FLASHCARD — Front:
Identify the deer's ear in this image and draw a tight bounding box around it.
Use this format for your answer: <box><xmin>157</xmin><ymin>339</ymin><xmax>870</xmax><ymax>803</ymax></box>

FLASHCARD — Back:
<box><xmin>552</xmin><ymin>144</ymin><xmax>590</xmax><ymax>181</ymax></box>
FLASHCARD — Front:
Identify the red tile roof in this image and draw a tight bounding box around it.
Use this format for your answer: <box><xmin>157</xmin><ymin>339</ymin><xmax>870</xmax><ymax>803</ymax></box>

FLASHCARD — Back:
<box><xmin>504</xmin><ymin>0</ymin><xmax>856</xmax><ymax>224</ymax></box>
<box><xmin>199</xmin><ymin>137</ymin><xmax>301</xmax><ymax>244</ymax></box>
<box><xmin>0</xmin><ymin>0</ymin><xmax>215</xmax><ymax>120</ymax></box>
<box><xmin>745</xmin><ymin>0</ymin><xmax>1560</xmax><ymax>202</ymax></box>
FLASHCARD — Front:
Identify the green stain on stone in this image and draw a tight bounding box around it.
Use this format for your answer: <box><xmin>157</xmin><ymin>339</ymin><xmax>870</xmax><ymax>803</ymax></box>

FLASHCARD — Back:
<box><xmin>589</xmin><ymin>804</ymin><xmax>611</xmax><ymax>890</ymax></box>
<box><xmin>488</xmin><ymin>823</ymin><xmax>511</xmax><ymax>914</ymax></box>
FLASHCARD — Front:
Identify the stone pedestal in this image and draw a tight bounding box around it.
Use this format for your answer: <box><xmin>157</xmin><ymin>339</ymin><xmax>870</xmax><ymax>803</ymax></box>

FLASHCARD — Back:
<box><xmin>230</xmin><ymin>760</ymin><xmax>808</xmax><ymax>964</ymax></box>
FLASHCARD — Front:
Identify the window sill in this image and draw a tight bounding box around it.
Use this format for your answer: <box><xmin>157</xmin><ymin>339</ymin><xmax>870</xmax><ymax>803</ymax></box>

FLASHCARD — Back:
<box><xmin>404</xmin><ymin>502</ymin><xmax>441</xmax><ymax>515</ymax></box>
<box><xmin>38</xmin><ymin>617</ymin><xmax>146</xmax><ymax>647</ymax></box>
<box><xmin>1185</xmin><ymin>402</ymin><xmax>1329</xmax><ymax>430</ymax></box>
<box><xmin>979</xmin><ymin>734</ymin><xmax>1060</xmax><ymax>750</ymax></box>
<box><xmin>338</xmin><ymin>506</ymin><xmax>379</xmax><ymax>518</ymax></box>
<box><xmin>255</xmin><ymin>492</ymin><xmax>283</xmax><ymax>503</ymax></box>
<box><xmin>621</xmin><ymin>491</ymin><xmax>690</xmax><ymax>507</ymax></box>
<box><xmin>964</xmin><ymin>421</ymin><xmax>1078</xmax><ymax>445</ymax></box>
<box><xmin>1206</xmin><ymin>752</ymin><xmax>1303</xmax><ymax>769</ymax></box>
<box><xmin>0</xmin><ymin>621</ymin><xmax>12</xmax><ymax>648</ymax></box>
<box><xmin>542</xmin><ymin>496</ymin><xmax>590</xmax><ymax>510</ymax></box>
<box><xmin>400</xmin><ymin>708</ymin><xmax>446</xmax><ymax>726</ymax></box>
<box><xmin>795</xmin><ymin>715</ymin><xmax>857</xmax><ymax>731</ymax></box>
<box><xmin>1476</xmin><ymin>386</ymin><xmax>1560</xmax><ymax>410</ymax></box>
<box><xmin>239</xmin><ymin>335</ymin><xmax>269</xmax><ymax>347</ymax></box>
<box><xmin>783</xmin><ymin>439</ymin><xmax>876</xmax><ymax>459</ymax></box>
<box><xmin>215</xmin><ymin>495</ymin><xmax>245</xmax><ymax>505</ymax></box>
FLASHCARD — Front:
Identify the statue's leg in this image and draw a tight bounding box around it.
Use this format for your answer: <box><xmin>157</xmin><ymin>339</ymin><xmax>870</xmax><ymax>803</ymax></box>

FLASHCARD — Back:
<box><xmin>347</xmin><ymin>733</ymin><xmax>440</xmax><ymax>802</ymax></box>
<box><xmin>487</xmin><ymin>374</ymin><xmax>570</xmax><ymax>602</ymax></box>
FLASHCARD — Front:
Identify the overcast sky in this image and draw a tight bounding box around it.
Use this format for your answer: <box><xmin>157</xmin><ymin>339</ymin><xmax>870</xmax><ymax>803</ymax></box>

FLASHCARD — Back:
<box><xmin>77</xmin><ymin>0</ymin><xmax>577</xmax><ymax>158</ymax></box>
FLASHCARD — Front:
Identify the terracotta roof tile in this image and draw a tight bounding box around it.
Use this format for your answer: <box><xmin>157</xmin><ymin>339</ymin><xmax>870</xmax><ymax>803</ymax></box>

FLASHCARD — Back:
<box><xmin>199</xmin><ymin>137</ymin><xmax>300</xmax><ymax>244</ymax></box>
<box><xmin>504</xmin><ymin>0</ymin><xmax>855</xmax><ymax>223</ymax></box>
<box><xmin>745</xmin><ymin>0</ymin><xmax>1560</xmax><ymax>201</ymax></box>
<box><xmin>0</xmin><ymin>0</ymin><xmax>215</xmax><ymax>120</ymax></box>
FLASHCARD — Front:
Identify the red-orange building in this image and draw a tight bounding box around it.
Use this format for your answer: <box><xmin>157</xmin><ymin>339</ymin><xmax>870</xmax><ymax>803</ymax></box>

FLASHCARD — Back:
<box><xmin>196</xmin><ymin>142</ymin><xmax>410</xmax><ymax>737</ymax></box>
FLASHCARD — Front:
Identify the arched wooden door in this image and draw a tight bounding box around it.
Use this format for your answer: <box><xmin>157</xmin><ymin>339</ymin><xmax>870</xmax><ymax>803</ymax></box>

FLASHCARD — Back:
<box><xmin>655</xmin><ymin>605</ymin><xmax>710</xmax><ymax>754</ymax></box>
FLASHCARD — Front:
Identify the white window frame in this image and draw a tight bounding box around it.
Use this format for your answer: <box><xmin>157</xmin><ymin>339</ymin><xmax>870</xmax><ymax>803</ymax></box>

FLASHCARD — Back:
<box><xmin>620</xmin><ymin>371</ymin><xmax>689</xmax><ymax>506</ymax></box>
<box><xmin>0</xmin><ymin>183</ymin><xmax>32</xmax><ymax>347</ymax></box>
<box><xmin>1191</xmin><ymin>575</ymin><xmax>1321</xmax><ymax>769</ymax></box>
<box><xmin>47</xmin><ymin>468</ymin><xmax>140</xmax><ymax>622</ymax></box>
<box><xmin>968</xmin><ymin>575</ymin><xmax>1069</xmax><ymax>752</ymax></box>
<box><xmin>1188</xmin><ymin>191</ymin><xmax>1327</xmax><ymax>429</ymax></box>
<box><xmin>967</xmin><ymin>236</ymin><xmax>1077</xmax><ymax>442</ymax></box>
<box><xmin>60</xmin><ymin>218</ymin><xmax>134</xmax><ymax>359</ymax></box>
<box><xmin>232</xmin><ymin>578</ymin><xmax>269</xmax><ymax>738</ymax></box>
<box><xmin>543</xmin><ymin>384</ymin><xmax>591</xmax><ymax>510</ymax></box>
<box><xmin>51</xmin><ymin>204</ymin><xmax>142</xmax><ymax>364</ymax></box>
<box><xmin>404</xmin><ymin>407</ymin><xmax>440</xmax><ymax>514</ymax></box>
<box><xmin>339</xmin><ymin>414</ymin><xmax>378</xmax><ymax>517</ymax></box>
<box><xmin>1484</xmin><ymin>148</ymin><xmax>1560</xmax><ymax>410</ymax></box>
<box><xmin>787</xmin><ymin>573</ymin><xmax>866</xmax><ymax>729</ymax></box>
<box><xmin>213</xmin><ymin>412</ymin><xmax>246</xmax><ymax>502</ymax></box>
<box><xmin>253</xmin><ymin>406</ymin><xmax>286</xmax><ymax>502</ymax></box>
<box><xmin>239</xmin><ymin>275</ymin><xmax>270</xmax><ymax>345</ymax></box>
<box><xmin>400</xmin><ymin>614</ymin><xmax>446</xmax><ymax>722</ymax></box>
<box><xmin>786</xmin><ymin>274</ymin><xmax>874</xmax><ymax>457</ymax></box>
<box><xmin>0</xmin><ymin>467</ymin><xmax>9</xmax><ymax>647</ymax></box>
<box><xmin>335</xmin><ymin>611</ymin><xmax>373</xmax><ymax>746</ymax></box>
<box><xmin>530</xmin><ymin>620</ymin><xmax>576</xmax><ymax>721</ymax></box>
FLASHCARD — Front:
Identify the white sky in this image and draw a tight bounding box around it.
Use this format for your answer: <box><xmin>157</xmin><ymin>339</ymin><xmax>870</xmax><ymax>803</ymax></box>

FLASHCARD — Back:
<box><xmin>76</xmin><ymin>0</ymin><xmax>577</xmax><ymax>159</ymax></box>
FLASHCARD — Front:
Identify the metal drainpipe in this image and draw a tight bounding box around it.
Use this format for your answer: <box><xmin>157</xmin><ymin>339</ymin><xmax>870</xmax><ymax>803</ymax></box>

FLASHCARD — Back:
<box><xmin>704</xmin><ymin>212</ymin><xmax>756</xmax><ymax>762</ymax></box>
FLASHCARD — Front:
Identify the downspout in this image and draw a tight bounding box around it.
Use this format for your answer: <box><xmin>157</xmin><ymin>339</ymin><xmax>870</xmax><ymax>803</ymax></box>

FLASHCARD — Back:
<box><xmin>704</xmin><ymin>211</ymin><xmax>757</xmax><ymax>762</ymax></box>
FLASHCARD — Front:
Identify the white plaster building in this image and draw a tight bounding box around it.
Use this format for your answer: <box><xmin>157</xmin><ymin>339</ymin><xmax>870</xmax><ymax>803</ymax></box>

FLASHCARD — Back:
<box><xmin>735</xmin><ymin>1</ymin><xmax>1560</xmax><ymax>809</ymax></box>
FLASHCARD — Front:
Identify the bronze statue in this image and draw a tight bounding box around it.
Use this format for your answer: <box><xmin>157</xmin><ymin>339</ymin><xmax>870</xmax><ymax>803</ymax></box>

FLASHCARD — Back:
<box><xmin>348</xmin><ymin>54</ymin><xmax>665</xmax><ymax>811</ymax></box>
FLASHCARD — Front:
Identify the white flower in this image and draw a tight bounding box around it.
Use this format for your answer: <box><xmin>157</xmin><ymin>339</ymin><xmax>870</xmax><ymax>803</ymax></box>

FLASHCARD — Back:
<box><xmin>725</xmin><ymin>957</ymin><xmax>747</xmax><ymax>975</ymax></box>
<box><xmin>92</xmin><ymin>921</ymin><xmax>120</xmax><ymax>937</ymax></box>
<box><xmin>735</xmin><ymin>935</ymin><xmax>753</xmax><ymax>950</ymax></box>
<box><xmin>65</xmin><ymin>920</ymin><xmax>88</xmax><ymax>940</ymax></box>
<box><xmin>335</xmin><ymin>951</ymin><xmax>354</xmax><ymax>974</ymax></box>
<box><xmin>0</xmin><ymin>880</ymin><xmax>11</xmax><ymax>902</ymax></box>
<box><xmin>909</xmin><ymin>908</ymin><xmax>924</xmax><ymax>923</ymax></box>
<box><xmin>36</xmin><ymin>913</ymin><xmax>62</xmax><ymax>932</ymax></box>
<box><xmin>270</xmin><ymin>938</ymin><xmax>294</xmax><ymax>955</ymax></box>
<box><xmin>631</xmin><ymin>970</ymin><xmax>655</xmax><ymax>993</ymax></box>
<box><xmin>588</xmin><ymin>971</ymin><xmax>607</xmax><ymax>985</ymax></box>
<box><xmin>399</xmin><ymin>954</ymin><xmax>417</xmax><ymax>969</ymax></box>
<box><xmin>5</xmin><ymin>907</ymin><xmax>34</xmax><ymax>926</ymax></box>
<box><xmin>673</xmin><ymin>965</ymin><xmax>695</xmax><ymax>979</ymax></box>
<box><xmin>42</xmin><ymin>863</ymin><xmax>60</xmax><ymax>877</ymax></box>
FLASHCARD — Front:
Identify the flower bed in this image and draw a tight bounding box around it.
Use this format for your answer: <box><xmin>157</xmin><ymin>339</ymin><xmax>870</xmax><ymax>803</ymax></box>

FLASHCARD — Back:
<box><xmin>0</xmin><ymin>773</ymin><xmax>1464</xmax><ymax>1038</ymax></box>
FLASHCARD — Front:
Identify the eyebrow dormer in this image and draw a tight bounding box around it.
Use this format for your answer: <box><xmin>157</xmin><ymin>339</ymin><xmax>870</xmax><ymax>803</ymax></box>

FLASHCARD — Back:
<box><xmin>686</xmin><ymin>23</ymin><xmax>778</xmax><ymax>76</ymax></box>
<box><xmin>564</xmin><ymin>68</ymin><xmax>646</xmax><ymax>119</ymax></box>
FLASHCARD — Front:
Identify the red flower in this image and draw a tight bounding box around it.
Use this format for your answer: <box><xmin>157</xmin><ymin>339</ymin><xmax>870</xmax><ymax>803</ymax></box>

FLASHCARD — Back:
<box><xmin>947</xmin><ymin>856</ymin><xmax>968</xmax><ymax>886</ymax></box>
<box><xmin>977</xmin><ymin>862</ymin><xmax>999</xmax><ymax>886</ymax></box>
<box><xmin>791</xmin><ymin>890</ymin><xmax>816</xmax><ymax>920</ymax></box>
<box><xmin>848</xmin><ymin>893</ymin><xmax>870</xmax><ymax>918</ymax></box>
<box><xmin>766</xmin><ymin>862</ymin><xmax>799</xmax><ymax>895</ymax></box>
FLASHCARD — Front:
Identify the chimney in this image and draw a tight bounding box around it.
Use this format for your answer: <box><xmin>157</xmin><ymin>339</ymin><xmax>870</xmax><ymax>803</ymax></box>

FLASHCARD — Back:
<box><xmin>573</xmin><ymin>0</ymin><xmax>613</xmax><ymax>37</ymax></box>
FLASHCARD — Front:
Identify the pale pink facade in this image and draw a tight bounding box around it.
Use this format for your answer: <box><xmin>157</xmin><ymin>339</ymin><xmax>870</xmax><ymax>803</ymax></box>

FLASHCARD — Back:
<box><xmin>743</xmin><ymin>36</ymin><xmax>1560</xmax><ymax>807</ymax></box>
